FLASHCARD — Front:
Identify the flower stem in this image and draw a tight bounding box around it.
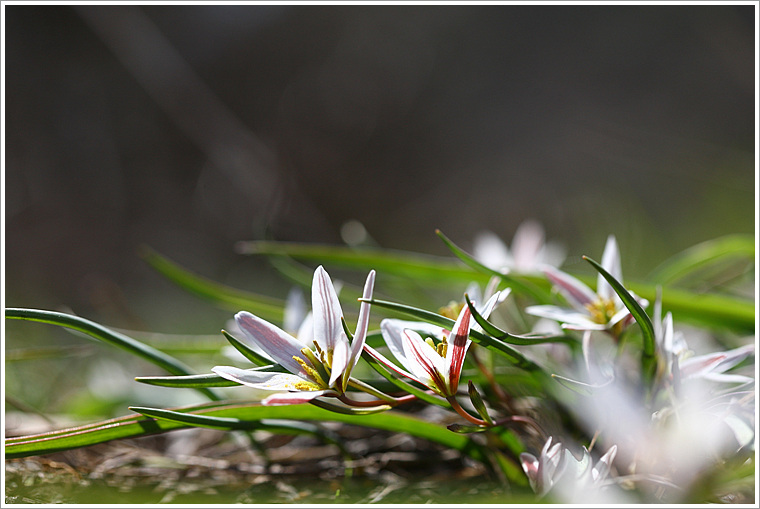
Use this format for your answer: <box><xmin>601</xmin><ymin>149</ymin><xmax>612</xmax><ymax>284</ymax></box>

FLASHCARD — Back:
<box><xmin>447</xmin><ymin>396</ymin><xmax>488</xmax><ymax>426</ymax></box>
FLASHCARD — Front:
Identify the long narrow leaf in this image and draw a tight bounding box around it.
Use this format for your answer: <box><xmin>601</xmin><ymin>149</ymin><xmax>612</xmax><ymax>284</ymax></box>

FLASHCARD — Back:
<box><xmin>4</xmin><ymin>308</ymin><xmax>221</xmax><ymax>401</ymax></box>
<box><xmin>647</xmin><ymin>234</ymin><xmax>754</xmax><ymax>286</ymax></box>
<box><xmin>6</xmin><ymin>400</ymin><xmax>489</xmax><ymax>464</ymax></box>
<box><xmin>222</xmin><ymin>330</ymin><xmax>274</xmax><ymax>366</ymax></box>
<box><xmin>464</xmin><ymin>294</ymin><xmax>573</xmax><ymax>346</ymax></box>
<box><xmin>435</xmin><ymin>229</ymin><xmax>553</xmax><ymax>302</ymax></box>
<box><xmin>135</xmin><ymin>372</ymin><xmax>241</xmax><ymax>388</ymax></box>
<box><xmin>236</xmin><ymin>240</ymin><xmax>486</xmax><ymax>285</ymax></box>
<box><xmin>139</xmin><ymin>245</ymin><xmax>285</xmax><ymax>322</ymax></box>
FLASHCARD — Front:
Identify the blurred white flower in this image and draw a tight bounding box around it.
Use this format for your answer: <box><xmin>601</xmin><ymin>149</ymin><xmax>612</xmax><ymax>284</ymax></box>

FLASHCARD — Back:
<box><xmin>520</xmin><ymin>436</ymin><xmax>622</xmax><ymax>502</ymax></box>
<box><xmin>473</xmin><ymin>219</ymin><xmax>565</xmax><ymax>274</ymax></box>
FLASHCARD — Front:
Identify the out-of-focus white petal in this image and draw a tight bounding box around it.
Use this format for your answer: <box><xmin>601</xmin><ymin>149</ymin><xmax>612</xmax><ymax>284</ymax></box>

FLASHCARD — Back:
<box><xmin>592</xmin><ymin>444</ymin><xmax>617</xmax><ymax>482</ymax></box>
<box><xmin>598</xmin><ymin>235</ymin><xmax>622</xmax><ymax>302</ymax></box>
<box><xmin>526</xmin><ymin>305</ymin><xmax>603</xmax><ymax>330</ymax></box>
<box><xmin>543</xmin><ymin>240</ymin><xmax>567</xmax><ymax>269</ymax></box>
<box><xmin>296</xmin><ymin>311</ymin><xmax>314</xmax><ymax>346</ymax></box>
<box><xmin>512</xmin><ymin>219</ymin><xmax>546</xmax><ymax>271</ymax></box>
<box><xmin>212</xmin><ymin>366</ymin><xmax>317</xmax><ymax>391</ymax></box>
<box><xmin>284</xmin><ymin>287</ymin><xmax>308</xmax><ymax>337</ymax></box>
<box><xmin>473</xmin><ymin>230</ymin><xmax>513</xmax><ymax>272</ymax></box>
<box><xmin>520</xmin><ymin>452</ymin><xmax>540</xmax><ymax>492</ymax></box>
<box><xmin>312</xmin><ymin>265</ymin><xmax>344</xmax><ymax>353</ymax></box>
<box><xmin>235</xmin><ymin>311</ymin><xmax>307</xmax><ymax>377</ymax></box>
<box><xmin>543</xmin><ymin>266</ymin><xmax>597</xmax><ymax>310</ymax></box>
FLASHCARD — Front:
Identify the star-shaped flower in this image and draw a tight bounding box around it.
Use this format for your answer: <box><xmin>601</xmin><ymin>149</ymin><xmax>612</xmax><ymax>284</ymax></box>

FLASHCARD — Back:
<box><xmin>212</xmin><ymin>266</ymin><xmax>375</xmax><ymax>405</ymax></box>
<box><xmin>526</xmin><ymin>235</ymin><xmax>647</xmax><ymax>336</ymax></box>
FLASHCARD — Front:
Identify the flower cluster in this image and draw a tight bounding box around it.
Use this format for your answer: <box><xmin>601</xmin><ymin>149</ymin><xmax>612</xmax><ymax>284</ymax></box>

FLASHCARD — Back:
<box><xmin>202</xmin><ymin>228</ymin><xmax>753</xmax><ymax>503</ymax></box>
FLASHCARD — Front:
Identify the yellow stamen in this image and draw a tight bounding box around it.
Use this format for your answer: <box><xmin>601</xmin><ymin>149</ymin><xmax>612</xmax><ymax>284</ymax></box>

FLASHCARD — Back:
<box><xmin>585</xmin><ymin>298</ymin><xmax>617</xmax><ymax>325</ymax></box>
<box><xmin>294</xmin><ymin>355</ymin><xmax>328</xmax><ymax>388</ymax></box>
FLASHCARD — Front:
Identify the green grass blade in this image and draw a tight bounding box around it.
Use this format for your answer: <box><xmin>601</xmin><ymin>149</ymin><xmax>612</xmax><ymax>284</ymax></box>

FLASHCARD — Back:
<box><xmin>435</xmin><ymin>229</ymin><xmax>553</xmax><ymax>302</ymax></box>
<box><xmin>648</xmin><ymin>234</ymin><xmax>755</xmax><ymax>286</ymax></box>
<box><xmin>139</xmin><ymin>245</ymin><xmax>285</xmax><ymax>322</ymax></box>
<box><xmin>5</xmin><ymin>308</ymin><xmax>221</xmax><ymax>401</ymax></box>
<box><xmin>222</xmin><ymin>330</ymin><xmax>274</xmax><ymax>366</ymax></box>
<box><xmin>137</xmin><ymin>372</ymin><xmax>241</xmax><ymax>388</ymax></box>
<box><xmin>236</xmin><ymin>240</ymin><xmax>486</xmax><ymax>285</ymax></box>
<box><xmin>464</xmin><ymin>294</ymin><xmax>573</xmax><ymax>346</ymax></box>
<box><xmin>6</xmin><ymin>400</ymin><xmax>491</xmax><ymax>464</ymax></box>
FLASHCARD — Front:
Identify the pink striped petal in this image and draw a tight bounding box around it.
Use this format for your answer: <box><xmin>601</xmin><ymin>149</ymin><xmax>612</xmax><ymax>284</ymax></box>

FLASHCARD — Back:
<box><xmin>363</xmin><ymin>344</ymin><xmax>421</xmax><ymax>383</ymax></box>
<box><xmin>445</xmin><ymin>305</ymin><xmax>472</xmax><ymax>394</ymax></box>
<box><xmin>402</xmin><ymin>329</ymin><xmax>448</xmax><ymax>395</ymax></box>
<box><xmin>380</xmin><ymin>319</ymin><xmax>446</xmax><ymax>367</ymax></box>
<box><xmin>543</xmin><ymin>266</ymin><xmax>596</xmax><ymax>310</ymax></box>
<box><xmin>235</xmin><ymin>311</ymin><xmax>308</xmax><ymax>377</ymax></box>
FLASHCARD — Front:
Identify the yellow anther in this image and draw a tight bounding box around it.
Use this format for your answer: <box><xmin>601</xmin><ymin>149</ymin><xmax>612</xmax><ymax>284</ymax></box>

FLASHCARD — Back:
<box><xmin>425</xmin><ymin>337</ymin><xmax>436</xmax><ymax>349</ymax></box>
<box><xmin>294</xmin><ymin>355</ymin><xmax>327</xmax><ymax>388</ymax></box>
<box><xmin>293</xmin><ymin>380</ymin><xmax>321</xmax><ymax>391</ymax></box>
<box><xmin>586</xmin><ymin>298</ymin><xmax>617</xmax><ymax>325</ymax></box>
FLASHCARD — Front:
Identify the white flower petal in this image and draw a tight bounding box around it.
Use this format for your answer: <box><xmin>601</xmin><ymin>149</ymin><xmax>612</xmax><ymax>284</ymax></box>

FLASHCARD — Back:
<box><xmin>380</xmin><ymin>318</ymin><xmax>446</xmax><ymax>367</ymax></box>
<box><xmin>473</xmin><ymin>230</ymin><xmax>513</xmax><ymax>272</ymax></box>
<box><xmin>598</xmin><ymin>235</ymin><xmax>622</xmax><ymax>302</ymax></box>
<box><xmin>262</xmin><ymin>389</ymin><xmax>335</xmax><ymax>406</ymax></box>
<box><xmin>363</xmin><ymin>344</ymin><xmax>420</xmax><ymax>383</ymax></box>
<box><xmin>329</xmin><ymin>333</ymin><xmax>350</xmax><ymax>387</ymax></box>
<box><xmin>512</xmin><ymin>219</ymin><xmax>546</xmax><ymax>271</ymax></box>
<box><xmin>401</xmin><ymin>329</ymin><xmax>448</xmax><ymax>393</ymax></box>
<box><xmin>296</xmin><ymin>311</ymin><xmax>314</xmax><ymax>346</ymax></box>
<box><xmin>235</xmin><ymin>311</ymin><xmax>307</xmax><ymax>377</ymax></box>
<box><xmin>526</xmin><ymin>305</ymin><xmax>600</xmax><ymax>329</ymax></box>
<box><xmin>311</xmin><ymin>265</ymin><xmax>344</xmax><ymax>353</ymax></box>
<box><xmin>212</xmin><ymin>366</ymin><xmax>316</xmax><ymax>391</ymax></box>
<box><xmin>347</xmin><ymin>270</ymin><xmax>375</xmax><ymax>371</ymax></box>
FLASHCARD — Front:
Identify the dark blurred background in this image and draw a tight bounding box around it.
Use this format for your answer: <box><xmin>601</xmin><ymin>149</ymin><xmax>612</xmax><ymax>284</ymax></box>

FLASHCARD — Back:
<box><xmin>5</xmin><ymin>4</ymin><xmax>756</xmax><ymax>336</ymax></box>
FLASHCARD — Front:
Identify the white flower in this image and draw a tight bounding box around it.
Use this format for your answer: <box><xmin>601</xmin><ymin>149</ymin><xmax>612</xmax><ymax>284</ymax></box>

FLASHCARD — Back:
<box><xmin>520</xmin><ymin>436</ymin><xmax>618</xmax><ymax>500</ymax></box>
<box><xmin>212</xmin><ymin>266</ymin><xmax>375</xmax><ymax>405</ymax></box>
<box><xmin>365</xmin><ymin>291</ymin><xmax>506</xmax><ymax>398</ymax></box>
<box><xmin>526</xmin><ymin>235</ymin><xmax>647</xmax><ymax>335</ymax></box>
<box><xmin>473</xmin><ymin>219</ymin><xmax>565</xmax><ymax>274</ymax></box>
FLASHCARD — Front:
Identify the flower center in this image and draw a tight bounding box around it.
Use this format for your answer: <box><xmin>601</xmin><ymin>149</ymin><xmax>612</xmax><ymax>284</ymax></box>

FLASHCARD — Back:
<box><xmin>425</xmin><ymin>335</ymin><xmax>448</xmax><ymax>358</ymax></box>
<box><xmin>585</xmin><ymin>298</ymin><xmax>617</xmax><ymax>325</ymax></box>
<box><xmin>292</xmin><ymin>342</ymin><xmax>332</xmax><ymax>389</ymax></box>
<box><xmin>438</xmin><ymin>301</ymin><xmax>464</xmax><ymax>321</ymax></box>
